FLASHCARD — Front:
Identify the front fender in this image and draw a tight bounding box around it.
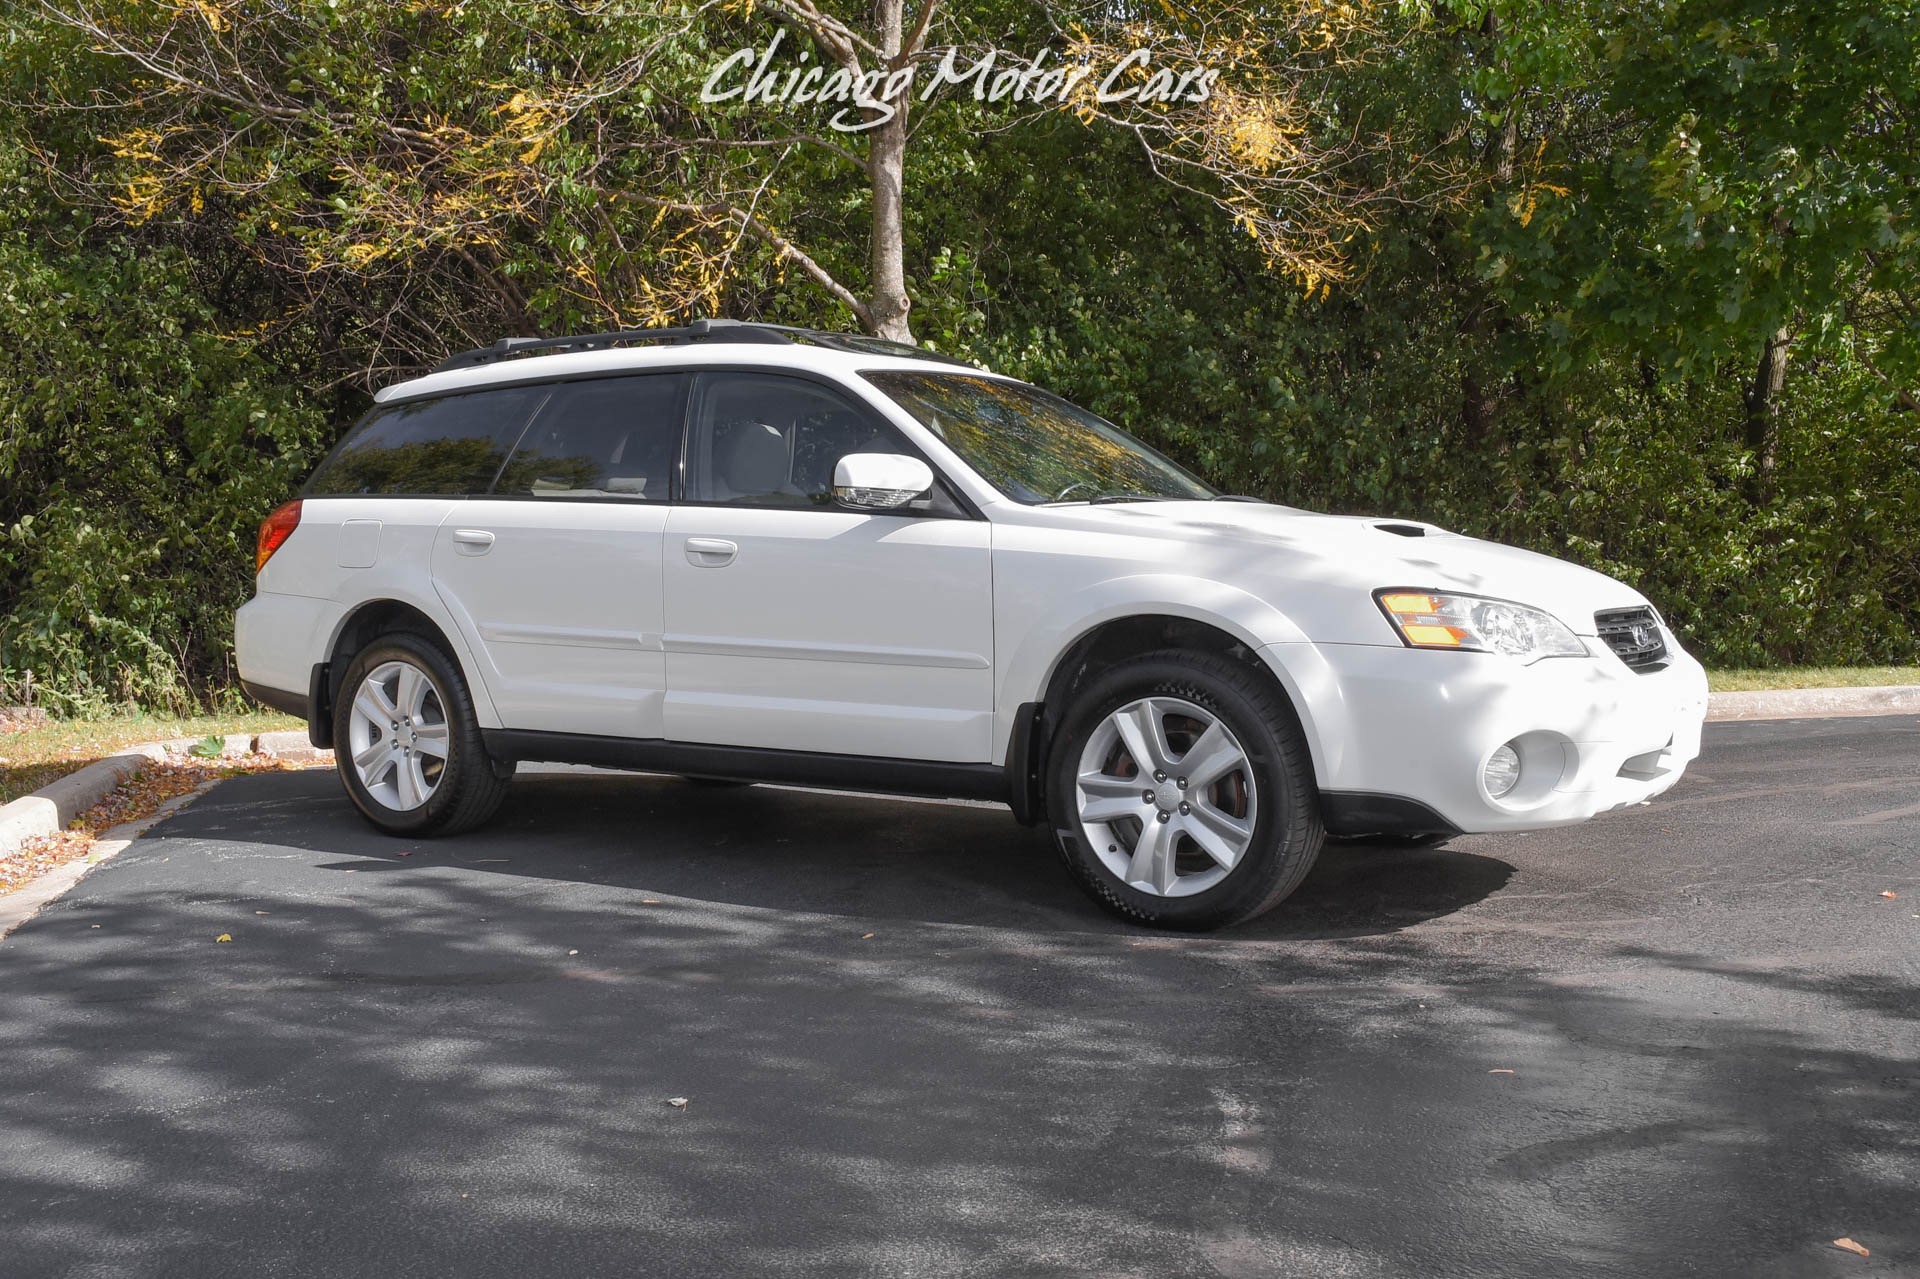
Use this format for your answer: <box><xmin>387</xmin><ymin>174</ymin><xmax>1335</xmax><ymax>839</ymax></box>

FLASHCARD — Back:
<box><xmin>993</xmin><ymin>573</ymin><xmax>1320</xmax><ymax>768</ymax></box>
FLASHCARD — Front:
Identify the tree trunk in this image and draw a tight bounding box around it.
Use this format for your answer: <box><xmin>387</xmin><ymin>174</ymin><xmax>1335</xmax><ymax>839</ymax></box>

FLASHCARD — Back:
<box><xmin>1743</xmin><ymin>326</ymin><xmax>1790</xmax><ymax>500</ymax></box>
<box><xmin>1482</xmin><ymin>10</ymin><xmax>1518</xmax><ymax>182</ymax></box>
<box><xmin>1457</xmin><ymin>10</ymin><xmax>1514</xmax><ymax>441</ymax></box>
<box><xmin>865</xmin><ymin>0</ymin><xmax>913</xmax><ymax>342</ymax></box>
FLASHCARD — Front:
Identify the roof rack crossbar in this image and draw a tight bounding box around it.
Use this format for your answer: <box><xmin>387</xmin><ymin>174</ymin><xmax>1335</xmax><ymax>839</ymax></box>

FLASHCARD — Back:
<box><xmin>433</xmin><ymin>318</ymin><xmax>792</xmax><ymax>372</ymax></box>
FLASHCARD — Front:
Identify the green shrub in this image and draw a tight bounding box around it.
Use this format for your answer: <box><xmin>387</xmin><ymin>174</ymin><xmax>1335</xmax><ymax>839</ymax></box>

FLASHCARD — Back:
<box><xmin>0</xmin><ymin>226</ymin><xmax>327</xmax><ymax>714</ymax></box>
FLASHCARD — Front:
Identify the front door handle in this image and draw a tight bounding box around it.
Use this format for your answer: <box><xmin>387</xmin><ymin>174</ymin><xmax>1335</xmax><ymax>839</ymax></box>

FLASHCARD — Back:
<box><xmin>451</xmin><ymin>529</ymin><xmax>495</xmax><ymax>555</ymax></box>
<box><xmin>684</xmin><ymin>537</ymin><xmax>738</xmax><ymax>567</ymax></box>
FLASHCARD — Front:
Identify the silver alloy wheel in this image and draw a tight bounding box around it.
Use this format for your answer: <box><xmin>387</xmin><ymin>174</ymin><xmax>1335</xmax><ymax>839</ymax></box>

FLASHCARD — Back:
<box><xmin>346</xmin><ymin>659</ymin><xmax>450</xmax><ymax>812</ymax></box>
<box><xmin>1075</xmin><ymin>695</ymin><xmax>1259</xmax><ymax>898</ymax></box>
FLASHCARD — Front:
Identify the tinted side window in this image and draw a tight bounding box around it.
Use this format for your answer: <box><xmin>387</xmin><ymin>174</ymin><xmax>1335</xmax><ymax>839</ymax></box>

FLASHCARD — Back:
<box><xmin>492</xmin><ymin>375</ymin><xmax>685</xmax><ymax>501</ymax></box>
<box><xmin>687</xmin><ymin>373</ymin><xmax>911</xmax><ymax>508</ymax></box>
<box><xmin>305</xmin><ymin>388</ymin><xmax>544</xmax><ymax>496</ymax></box>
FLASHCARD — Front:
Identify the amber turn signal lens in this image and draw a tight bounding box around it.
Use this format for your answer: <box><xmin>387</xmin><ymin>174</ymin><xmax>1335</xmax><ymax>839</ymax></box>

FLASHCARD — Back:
<box><xmin>1399</xmin><ymin>623</ymin><xmax>1465</xmax><ymax>647</ymax></box>
<box><xmin>256</xmin><ymin>499</ymin><xmax>302</xmax><ymax>574</ymax></box>
<box><xmin>1378</xmin><ymin>593</ymin><xmax>1437</xmax><ymax>614</ymax></box>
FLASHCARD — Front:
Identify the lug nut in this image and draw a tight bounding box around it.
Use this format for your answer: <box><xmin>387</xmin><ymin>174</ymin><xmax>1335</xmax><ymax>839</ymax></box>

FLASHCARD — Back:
<box><xmin>1177</xmin><ymin>777</ymin><xmax>1188</xmax><ymax>790</ymax></box>
<box><xmin>1179</xmin><ymin>802</ymin><xmax>1191</xmax><ymax>815</ymax></box>
<box><xmin>1156</xmin><ymin>811</ymin><xmax>1171</xmax><ymax>823</ymax></box>
<box><xmin>1153</xmin><ymin>770</ymin><xmax>1167</xmax><ymax>782</ymax></box>
<box><xmin>1143</xmin><ymin>789</ymin><xmax>1156</xmax><ymax>802</ymax></box>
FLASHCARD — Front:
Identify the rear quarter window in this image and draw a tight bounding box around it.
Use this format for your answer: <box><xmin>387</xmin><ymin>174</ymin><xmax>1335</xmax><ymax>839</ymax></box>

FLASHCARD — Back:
<box><xmin>304</xmin><ymin>387</ymin><xmax>546</xmax><ymax>496</ymax></box>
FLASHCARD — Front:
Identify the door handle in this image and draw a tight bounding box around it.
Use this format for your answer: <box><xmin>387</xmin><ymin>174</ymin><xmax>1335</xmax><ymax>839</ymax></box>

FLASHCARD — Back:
<box><xmin>451</xmin><ymin>529</ymin><xmax>495</xmax><ymax>555</ymax></box>
<box><xmin>684</xmin><ymin>537</ymin><xmax>738</xmax><ymax>567</ymax></box>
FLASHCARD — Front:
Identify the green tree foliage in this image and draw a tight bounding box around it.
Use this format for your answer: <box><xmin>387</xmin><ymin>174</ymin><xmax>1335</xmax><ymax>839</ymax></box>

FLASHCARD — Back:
<box><xmin>0</xmin><ymin>1</ymin><xmax>1916</xmax><ymax>708</ymax></box>
<box><xmin>0</xmin><ymin>148</ymin><xmax>326</xmax><ymax>712</ymax></box>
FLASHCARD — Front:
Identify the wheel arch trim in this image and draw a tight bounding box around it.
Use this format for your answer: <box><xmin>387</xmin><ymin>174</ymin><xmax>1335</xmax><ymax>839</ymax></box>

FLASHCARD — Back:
<box><xmin>994</xmin><ymin>575</ymin><xmax>1312</xmax><ymax>766</ymax></box>
<box><xmin>319</xmin><ymin>592</ymin><xmax>502</xmax><ymax>737</ymax></box>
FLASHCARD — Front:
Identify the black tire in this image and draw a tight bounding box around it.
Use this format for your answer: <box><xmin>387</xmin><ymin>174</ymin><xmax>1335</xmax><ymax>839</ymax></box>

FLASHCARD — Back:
<box><xmin>332</xmin><ymin>631</ymin><xmax>510</xmax><ymax>837</ymax></box>
<box><xmin>1045</xmin><ymin>649</ymin><xmax>1324</xmax><ymax>930</ymax></box>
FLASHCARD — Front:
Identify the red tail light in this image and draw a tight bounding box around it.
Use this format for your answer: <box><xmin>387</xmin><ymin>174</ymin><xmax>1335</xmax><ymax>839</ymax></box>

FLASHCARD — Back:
<box><xmin>256</xmin><ymin>499</ymin><xmax>302</xmax><ymax>574</ymax></box>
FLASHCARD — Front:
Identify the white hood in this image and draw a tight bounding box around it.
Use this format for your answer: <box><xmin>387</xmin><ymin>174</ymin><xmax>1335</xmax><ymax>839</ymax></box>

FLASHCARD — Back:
<box><xmin>1016</xmin><ymin>500</ymin><xmax>1654</xmax><ymax>639</ymax></box>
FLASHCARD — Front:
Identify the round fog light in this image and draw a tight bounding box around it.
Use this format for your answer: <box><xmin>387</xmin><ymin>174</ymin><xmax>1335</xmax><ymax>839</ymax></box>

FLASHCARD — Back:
<box><xmin>1483</xmin><ymin>743</ymin><xmax>1521</xmax><ymax>799</ymax></box>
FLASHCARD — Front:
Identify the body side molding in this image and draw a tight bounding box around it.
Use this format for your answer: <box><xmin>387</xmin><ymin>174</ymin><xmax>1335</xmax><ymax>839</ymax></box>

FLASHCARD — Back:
<box><xmin>482</xmin><ymin>729</ymin><xmax>1010</xmax><ymax>804</ymax></box>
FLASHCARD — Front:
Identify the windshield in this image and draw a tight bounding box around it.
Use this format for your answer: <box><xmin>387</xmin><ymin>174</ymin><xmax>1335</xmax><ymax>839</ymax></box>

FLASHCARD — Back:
<box><xmin>862</xmin><ymin>371</ymin><xmax>1214</xmax><ymax>504</ymax></box>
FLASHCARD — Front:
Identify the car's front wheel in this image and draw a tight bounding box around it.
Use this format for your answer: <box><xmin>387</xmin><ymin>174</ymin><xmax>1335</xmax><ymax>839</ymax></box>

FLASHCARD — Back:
<box><xmin>333</xmin><ymin>632</ymin><xmax>510</xmax><ymax>836</ymax></box>
<box><xmin>1045</xmin><ymin>650</ymin><xmax>1324</xmax><ymax>930</ymax></box>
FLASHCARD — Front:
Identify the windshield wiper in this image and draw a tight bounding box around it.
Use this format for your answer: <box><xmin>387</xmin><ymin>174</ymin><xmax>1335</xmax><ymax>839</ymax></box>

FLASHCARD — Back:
<box><xmin>1087</xmin><ymin>493</ymin><xmax>1174</xmax><ymax>504</ymax></box>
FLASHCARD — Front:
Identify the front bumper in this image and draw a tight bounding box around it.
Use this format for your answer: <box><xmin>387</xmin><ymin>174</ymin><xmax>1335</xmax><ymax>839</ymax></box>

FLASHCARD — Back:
<box><xmin>1267</xmin><ymin>638</ymin><xmax>1708</xmax><ymax>834</ymax></box>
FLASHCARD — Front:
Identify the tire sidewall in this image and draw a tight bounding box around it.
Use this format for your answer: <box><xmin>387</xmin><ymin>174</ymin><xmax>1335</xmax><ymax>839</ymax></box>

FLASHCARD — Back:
<box><xmin>333</xmin><ymin>634</ymin><xmax>478</xmax><ymax>836</ymax></box>
<box><xmin>1046</xmin><ymin>654</ymin><xmax>1313</xmax><ymax>929</ymax></box>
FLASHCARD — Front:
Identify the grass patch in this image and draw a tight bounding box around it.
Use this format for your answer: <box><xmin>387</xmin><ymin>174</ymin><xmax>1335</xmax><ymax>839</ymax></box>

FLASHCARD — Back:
<box><xmin>0</xmin><ymin>711</ymin><xmax>301</xmax><ymax>805</ymax></box>
<box><xmin>1707</xmin><ymin>666</ymin><xmax>1920</xmax><ymax>693</ymax></box>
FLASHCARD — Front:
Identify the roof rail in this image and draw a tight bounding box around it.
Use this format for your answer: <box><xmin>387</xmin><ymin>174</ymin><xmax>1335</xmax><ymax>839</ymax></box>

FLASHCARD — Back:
<box><xmin>432</xmin><ymin>318</ymin><xmax>792</xmax><ymax>373</ymax></box>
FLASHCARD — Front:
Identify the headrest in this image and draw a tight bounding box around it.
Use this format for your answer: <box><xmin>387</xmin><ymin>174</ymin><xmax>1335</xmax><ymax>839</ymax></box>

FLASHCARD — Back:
<box><xmin>722</xmin><ymin>422</ymin><xmax>788</xmax><ymax>495</ymax></box>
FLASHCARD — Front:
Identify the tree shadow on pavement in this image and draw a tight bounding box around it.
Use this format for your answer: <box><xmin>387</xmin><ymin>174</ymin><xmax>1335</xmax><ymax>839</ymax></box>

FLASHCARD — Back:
<box><xmin>1</xmin><ymin>852</ymin><xmax>1913</xmax><ymax>1278</ymax></box>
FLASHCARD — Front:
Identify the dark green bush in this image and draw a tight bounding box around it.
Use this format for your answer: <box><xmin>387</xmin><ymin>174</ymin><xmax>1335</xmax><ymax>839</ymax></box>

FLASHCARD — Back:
<box><xmin>0</xmin><ymin>217</ymin><xmax>327</xmax><ymax>713</ymax></box>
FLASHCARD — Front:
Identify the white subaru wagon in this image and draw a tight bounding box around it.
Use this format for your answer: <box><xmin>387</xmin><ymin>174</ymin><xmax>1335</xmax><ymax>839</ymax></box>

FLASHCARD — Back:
<box><xmin>236</xmin><ymin>320</ymin><xmax>1707</xmax><ymax>929</ymax></box>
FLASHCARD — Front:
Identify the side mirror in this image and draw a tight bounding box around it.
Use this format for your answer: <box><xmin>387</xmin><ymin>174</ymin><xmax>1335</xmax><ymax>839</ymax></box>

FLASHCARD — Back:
<box><xmin>832</xmin><ymin>453</ymin><xmax>935</xmax><ymax>512</ymax></box>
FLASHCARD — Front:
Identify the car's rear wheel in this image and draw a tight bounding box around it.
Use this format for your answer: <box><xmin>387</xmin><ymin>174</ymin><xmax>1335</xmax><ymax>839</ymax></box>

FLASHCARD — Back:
<box><xmin>333</xmin><ymin>632</ymin><xmax>510</xmax><ymax>836</ymax></box>
<box><xmin>1045</xmin><ymin>650</ymin><xmax>1324</xmax><ymax>930</ymax></box>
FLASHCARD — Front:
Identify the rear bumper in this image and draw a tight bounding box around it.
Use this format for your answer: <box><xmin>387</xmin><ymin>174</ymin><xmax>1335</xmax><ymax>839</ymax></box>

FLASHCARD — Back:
<box><xmin>239</xmin><ymin>678</ymin><xmax>307</xmax><ymax>720</ymax></box>
<box><xmin>1269</xmin><ymin>637</ymin><xmax>1708</xmax><ymax>834</ymax></box>
<box><xmin>235</xmin><ymin>592</ymin><xmax>345</xmax><ymax>697</ymax></box>
<box><xmin>236</xmin><ymin>592</ymin><xmax>348</xmax><ymax>748</ymax></box>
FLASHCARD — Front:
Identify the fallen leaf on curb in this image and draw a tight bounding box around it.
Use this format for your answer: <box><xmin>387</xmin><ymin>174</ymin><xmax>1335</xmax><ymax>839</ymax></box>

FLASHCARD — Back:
<box><xmin>215</xmin><ymin>933</ymin><xmax>233</xmax><ymax>943</ymax></box>
<box><xmin>862</xmin><ymin>933</ymin><xmax>875</xmax><ymax>939</ymax></box>
<box><xmin>568</xmin><ymin>949</ymin><xmax>578</xmax><ymax>956</ymax></box>
<box><xmin>1</xmin><ymin>753</ymin><xmax>310</xmax><ymax>895</ymax></box>
<box><xmin>642</xmin><ymin>899</ymin><xmax>661</xmax><ymax>905</ymax></box>
<box><xmin>666</xmin><ymin>1097</ymin><xmax>688</xmax><ymax>1109</ymax></box>
<box><xmin>1488</xmin><ymin>1068</ymin><xmax>1515</xmax><ymax>1075</ymax></box>
<box><xmin>1880</xmin><ymin>890</ymin><xmax>1898</xmax><ymax>899</ymax></box>
<box><xmin>394</xmin><ymin>851</ymin><xmax>413</xmax><ymax>858</ymax></box>
<box><xmin>1833</xmin><ymin>1237</ymin><xmax>1870</xmax><ymax>1257</ymax></box>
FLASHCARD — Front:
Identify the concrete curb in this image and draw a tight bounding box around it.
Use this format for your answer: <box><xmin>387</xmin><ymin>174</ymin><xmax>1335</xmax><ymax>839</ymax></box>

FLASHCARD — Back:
<box><xmin>0</xmin><ymin>732</ymin><xmax>265</xmax><ymax>862</ymax></box>
<box><xmin>1706</xmin><ymin>685</ymin><xmax>1920</xmax><ymax>722</ymax></box>
<box><xmin>252</xmin><ymin>729</ymin><xmax>333</xmax><ymax>765</ymax></box>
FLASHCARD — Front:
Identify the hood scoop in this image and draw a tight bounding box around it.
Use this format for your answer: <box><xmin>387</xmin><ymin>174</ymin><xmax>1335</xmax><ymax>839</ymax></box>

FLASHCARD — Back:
<box><xmin>1375</xmin><ymin>522</ymin><xmax>1427</xmax><ymax>538</ymax></box>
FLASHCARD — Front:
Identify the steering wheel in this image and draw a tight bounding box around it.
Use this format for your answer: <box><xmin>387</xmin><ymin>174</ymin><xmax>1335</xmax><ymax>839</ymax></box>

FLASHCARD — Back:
<box><xmin>1053</xmin><ymin>480</ymin><xmax>1099</xmax><ymax>502</ymax></box>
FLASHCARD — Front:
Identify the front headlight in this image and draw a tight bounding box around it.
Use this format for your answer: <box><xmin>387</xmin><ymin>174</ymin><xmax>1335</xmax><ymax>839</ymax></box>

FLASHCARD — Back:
<box><xmin>1375</xmin><ymin>590</ymin><xmax>1588</xmax><ymax>662</ymax></box>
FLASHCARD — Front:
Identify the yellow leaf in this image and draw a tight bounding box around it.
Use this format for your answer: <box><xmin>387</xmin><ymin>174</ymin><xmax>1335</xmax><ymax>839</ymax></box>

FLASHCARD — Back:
<box><xmin>215</xmin><ymin>933</ymin><xmax>233</xmax><ymax>943</ymax></box>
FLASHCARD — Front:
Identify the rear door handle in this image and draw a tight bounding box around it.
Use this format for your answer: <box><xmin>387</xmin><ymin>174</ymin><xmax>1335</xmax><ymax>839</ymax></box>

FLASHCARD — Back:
<box><xmin>685</xmin><ymin>537</ymin><xmax>738</xmax><ymax>567</ymax></box>
<box><xmin>451</xmin><ymin>529</ymin><xmax>495</xmax><ymax>555</ymax></box>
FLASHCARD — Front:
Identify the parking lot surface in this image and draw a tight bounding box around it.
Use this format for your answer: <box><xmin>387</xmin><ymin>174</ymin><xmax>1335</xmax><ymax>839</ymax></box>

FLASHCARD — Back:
<box><xmin>2</xmin><ymin>716</ymin><xmax>1916</xmax><ymax>1277</ymax></box>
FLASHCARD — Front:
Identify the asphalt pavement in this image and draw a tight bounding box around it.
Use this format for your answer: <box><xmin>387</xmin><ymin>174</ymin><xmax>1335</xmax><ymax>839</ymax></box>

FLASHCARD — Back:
<box><xmin>2</xmin><ymin>716</ymin><xmax>1916</xmax><ymax>1278</ymax></box>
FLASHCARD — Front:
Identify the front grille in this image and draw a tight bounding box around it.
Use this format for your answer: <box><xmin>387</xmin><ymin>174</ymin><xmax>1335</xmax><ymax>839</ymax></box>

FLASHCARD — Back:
<box><xmin>1595</xmin><ymin>606</ymin><xmax>1669</xmax><ymax>671</ymax></box>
